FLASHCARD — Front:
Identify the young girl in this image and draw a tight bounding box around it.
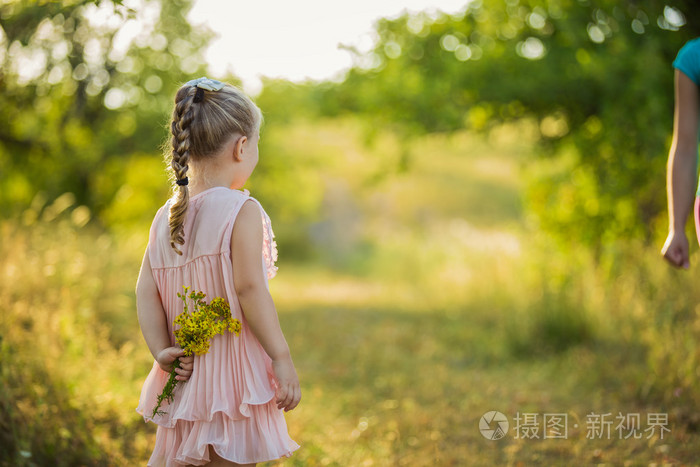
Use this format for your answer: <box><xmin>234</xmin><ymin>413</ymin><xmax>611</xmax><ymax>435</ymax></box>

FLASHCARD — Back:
<box><xmin>135</xmin><ymin>77</ymin><xmax>301</xmax><ymax>466</ymax></box>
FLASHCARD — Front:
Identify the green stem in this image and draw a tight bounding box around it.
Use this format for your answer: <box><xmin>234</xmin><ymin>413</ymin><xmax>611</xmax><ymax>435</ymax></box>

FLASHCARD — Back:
<box><xmin>151</xmin><ymin>359</ymin><xmax>181</xmax><ymax>418</ymax></box>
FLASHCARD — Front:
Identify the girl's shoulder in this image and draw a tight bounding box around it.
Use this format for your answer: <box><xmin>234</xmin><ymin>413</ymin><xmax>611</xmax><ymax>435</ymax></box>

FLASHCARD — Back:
<box><xmin>226</xmin><ymin>194</ymin><xmax>278</xmax><ymax>280</ymax></box>
<box><xmin>149</xmin><ymin>188</ymin><xmax>260</xmax><ymax>231</ymax></box>
<box><xmin>149</xmin><ymin>200</ymin><xmax>170</xmax><ymax>234</ymax></box>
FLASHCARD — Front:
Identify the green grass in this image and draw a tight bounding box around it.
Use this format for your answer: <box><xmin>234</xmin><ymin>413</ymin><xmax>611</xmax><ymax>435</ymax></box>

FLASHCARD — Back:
<box><xmin>266</xmin><ymin>269</ymin><xmax>700</xmax><ymax>465</ymax></box>
<box><xmin>2</xmin><ymin>118</ymin><xmax>700</xmax><ymax>465</ymax></box>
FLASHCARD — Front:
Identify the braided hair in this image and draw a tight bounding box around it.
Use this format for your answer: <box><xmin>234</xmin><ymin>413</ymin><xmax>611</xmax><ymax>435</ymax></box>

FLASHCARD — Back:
<box><xmin>167</xmin><ymin>82</ymin><xmax>261</xmax><ymax>255</ymax></box>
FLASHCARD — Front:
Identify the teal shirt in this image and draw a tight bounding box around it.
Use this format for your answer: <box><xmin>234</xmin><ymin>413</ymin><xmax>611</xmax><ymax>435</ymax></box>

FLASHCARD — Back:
<box><xmin>673</xmin><ymin>38</ymin><xmax>700</xmax><ymax>196</ymax></box>
<box><xmin>674</xmin><ymin>38</ymin><xmax>700</xmax><ymax>86</ymax></box>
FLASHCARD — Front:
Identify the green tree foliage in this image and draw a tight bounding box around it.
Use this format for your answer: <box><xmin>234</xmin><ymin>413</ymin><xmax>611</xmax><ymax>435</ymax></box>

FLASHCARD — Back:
<box><xmin>0</xmin><ymin>0</ymin><xmax>212</xmax><ymax>224</ymax></box>
<box><xmin>277</xmin><ymin>0</ymin><xmax>698</xmax><ymax>254</ymax></box>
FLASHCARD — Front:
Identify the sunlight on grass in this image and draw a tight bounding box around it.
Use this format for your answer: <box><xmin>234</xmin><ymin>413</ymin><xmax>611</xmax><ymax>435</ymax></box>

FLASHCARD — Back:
<box><xmin>3</xmin><ymin>120</ymin><xmax>700</xmax><ymax>465</ymax></box>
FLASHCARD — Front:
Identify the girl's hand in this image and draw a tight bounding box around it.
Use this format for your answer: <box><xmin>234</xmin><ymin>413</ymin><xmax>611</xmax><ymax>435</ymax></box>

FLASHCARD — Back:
<box><xmin>662</xmin><ymin>230</ymin><xmax>690</xmax><ymax>269</ymax></box>
<box><xmin>156</xmin><ymin>347</ymin><xmax>195</xmax><ymax>382</ymax></box>
<box><xmin>272</xmin><ymin>356</ymin><xmax>301</xmax><ymax>412</ymax></box>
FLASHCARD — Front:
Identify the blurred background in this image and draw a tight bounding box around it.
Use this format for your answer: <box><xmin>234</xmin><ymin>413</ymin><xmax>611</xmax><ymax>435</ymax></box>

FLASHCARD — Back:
<box><xmin>2</xmin><ymin>0</ymin><xmax>700</xmax><ymax>465</ymax></box>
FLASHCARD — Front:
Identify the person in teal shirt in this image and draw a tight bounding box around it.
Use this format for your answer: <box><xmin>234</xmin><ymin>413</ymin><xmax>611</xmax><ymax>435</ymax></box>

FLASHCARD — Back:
<box><xmin>662</xmin><ymin>38</ymin><xmax>700</xmax><ymax>269</ymax></box>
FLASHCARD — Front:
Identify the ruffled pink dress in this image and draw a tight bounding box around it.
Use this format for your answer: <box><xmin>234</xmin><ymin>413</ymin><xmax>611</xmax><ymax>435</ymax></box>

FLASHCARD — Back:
<box><xmin>136</xmin><ymin>187</ymin><xmax>300</xmax><ymax>466</ymax></box>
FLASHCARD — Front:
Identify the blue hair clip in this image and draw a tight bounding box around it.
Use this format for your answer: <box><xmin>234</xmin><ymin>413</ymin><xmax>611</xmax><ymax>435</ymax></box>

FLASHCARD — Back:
<box><xmin>185</xmin><ymin>77</ymin><xmax>225</xmax><ymax>92</ymax></box>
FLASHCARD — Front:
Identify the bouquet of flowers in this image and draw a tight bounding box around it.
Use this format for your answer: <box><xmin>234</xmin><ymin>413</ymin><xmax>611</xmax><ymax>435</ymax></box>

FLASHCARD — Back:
<box><xmin>152</xmin><ymin>286</ymin><xmax>241</xmax><ymax>417</ymax></box>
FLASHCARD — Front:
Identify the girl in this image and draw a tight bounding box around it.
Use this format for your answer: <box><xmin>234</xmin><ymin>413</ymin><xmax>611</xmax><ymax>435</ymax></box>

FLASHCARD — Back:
<box><xmin>662</xmin><ymin>38</ymin><xmax>700</xmax><ymax>268</ymax></box>
<box><xmin>135</xmin><ymin>77</ymin><xmax>301</xmax><ymax>466</ymax></box>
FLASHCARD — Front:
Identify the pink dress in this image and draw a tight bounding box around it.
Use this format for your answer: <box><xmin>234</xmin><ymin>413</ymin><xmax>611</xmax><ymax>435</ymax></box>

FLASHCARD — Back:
<box><xmin>136</xmin><ymin>186</ymin><xmax>300</xmax><ymax>466</ymax></box>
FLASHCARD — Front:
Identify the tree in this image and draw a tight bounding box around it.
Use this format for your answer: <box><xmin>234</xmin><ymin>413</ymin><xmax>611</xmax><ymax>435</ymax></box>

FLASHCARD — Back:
<box><xmin>0</xmin><ymin>0</ymin><xmax>211</xmax><ymax>224</ymax></box>
<box><xmin>289</xmin><ymin>0</ymin><xmax>698</xmax><ymax>254</ymax></box>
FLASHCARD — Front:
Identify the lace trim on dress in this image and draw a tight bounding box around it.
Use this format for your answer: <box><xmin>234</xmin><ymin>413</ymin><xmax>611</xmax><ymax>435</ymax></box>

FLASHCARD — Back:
<box><xmin>260</xmin><ymin>208</ymin><xmax>278</xmax><ymax>279</ymax></box>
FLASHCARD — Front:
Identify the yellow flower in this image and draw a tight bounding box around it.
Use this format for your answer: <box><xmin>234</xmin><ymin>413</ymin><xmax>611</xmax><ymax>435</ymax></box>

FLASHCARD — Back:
<box><xmin>152</xmin><ymin>287</ymin><xmax>241</xmax><ymax>417</ymax></box>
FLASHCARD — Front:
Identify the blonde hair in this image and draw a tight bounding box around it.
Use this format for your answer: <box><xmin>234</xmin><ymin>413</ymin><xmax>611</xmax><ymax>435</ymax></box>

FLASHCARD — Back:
<box><xmin>167</xmin><ymin>82</ymin><xmax>261</xmax><ymax>255</ymax></box>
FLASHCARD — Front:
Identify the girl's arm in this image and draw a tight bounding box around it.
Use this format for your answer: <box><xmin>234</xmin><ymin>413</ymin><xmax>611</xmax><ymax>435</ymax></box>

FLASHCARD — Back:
<box><xmin>136</xmin><ymin>248</ymin><xmax>194</xmax><ymax>381</ymax></box>
<box><xmin>231</xmin><ymin>200</ymin><xmax>301</xmax><ymax>412</ymax></box>
<box><xmin>662</xmin><ymin>69</ymin><xmax>700</xmax><ymax>269</ymax></box>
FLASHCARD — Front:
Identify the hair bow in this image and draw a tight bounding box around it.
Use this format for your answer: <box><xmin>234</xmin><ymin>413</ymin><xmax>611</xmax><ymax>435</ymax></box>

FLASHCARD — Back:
<box><xmin>185</xmin><ymin>77</ymin><xmax>225</xmax><ymax>92</ymax></box>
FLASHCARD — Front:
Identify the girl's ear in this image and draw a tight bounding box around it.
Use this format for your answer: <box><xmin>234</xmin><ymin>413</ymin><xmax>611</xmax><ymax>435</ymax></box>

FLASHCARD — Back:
<box><xmin>232</xmin><ymin>135</ymin><xmax>248</xmax><ymax>161</ymax></box>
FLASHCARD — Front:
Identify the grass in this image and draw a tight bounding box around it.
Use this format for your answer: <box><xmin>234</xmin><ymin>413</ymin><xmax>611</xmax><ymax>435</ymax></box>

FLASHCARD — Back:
<box><xmin>275</xmin><ymin>307</ymin><xmax>683</xmax><ymax>465</ymax></box>
<box><xmin>2</xmin><ymin>118</ymin><xmax>700</xmax><ymax>465</ymax></box>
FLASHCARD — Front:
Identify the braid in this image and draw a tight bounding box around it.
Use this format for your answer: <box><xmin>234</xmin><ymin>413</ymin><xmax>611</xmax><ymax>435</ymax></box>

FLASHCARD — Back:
<box><xmin>164</xmin><ymin>79</ymin><xmax>261</xmax><ymax>255</ymax></box>
<box><xmin>168</xmin><ymin>87</ymin><xmax>197</xmax><ymax>255</ymax></box>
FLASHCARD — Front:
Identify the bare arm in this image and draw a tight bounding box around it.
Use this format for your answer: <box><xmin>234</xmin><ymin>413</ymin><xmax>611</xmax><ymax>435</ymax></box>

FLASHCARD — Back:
<box><xmin>662</xmin><ymin>69</ymin><xmax>700</xmax><ymax>269</ymax></box>
<box><xmin>136</xmin><ymin>248</ymin><xmax>193</xmax><ymax>381</ymax></box>
<box><xmin>232</xmin><ymin>200</ymin><xmax>301</xmax><ymax>411</ymax></box>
